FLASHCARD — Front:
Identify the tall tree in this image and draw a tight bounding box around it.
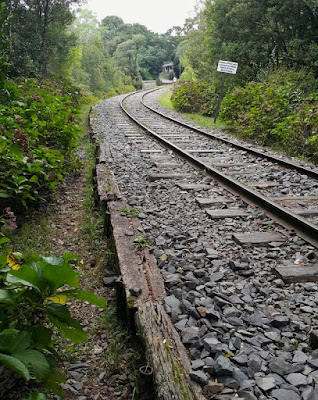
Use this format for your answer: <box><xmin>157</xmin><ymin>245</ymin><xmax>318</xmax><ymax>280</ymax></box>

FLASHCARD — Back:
<box><xmin>4</xmin><ymin>0</ymin><xmax>80</xmax><ymax>77</ymax></box>
<box><xmin>204</xmin><ymin>0</ymin><xmax>318</xmax><ymax>82</ymax></box>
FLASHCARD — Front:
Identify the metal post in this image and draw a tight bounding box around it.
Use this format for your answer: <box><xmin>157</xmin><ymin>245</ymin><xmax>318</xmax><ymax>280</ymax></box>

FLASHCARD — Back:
<box><xmin>214</xmin><ymin>73</ymin><xmax>227</xmax><ymax>123</ymax></box>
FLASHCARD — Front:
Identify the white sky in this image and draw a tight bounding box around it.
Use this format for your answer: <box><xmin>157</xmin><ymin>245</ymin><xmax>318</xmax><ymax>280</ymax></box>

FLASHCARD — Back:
<box><xmin>82</xmin><ymin>0</ymin><xmax>199</xmax><ymax>33</ymax></box>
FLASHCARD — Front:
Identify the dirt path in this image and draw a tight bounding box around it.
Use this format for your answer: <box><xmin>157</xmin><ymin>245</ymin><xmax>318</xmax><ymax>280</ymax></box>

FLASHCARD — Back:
<box><xmin>48</xmin><ymin>153</ymin><xmax>139</xmax><ymax>400</ymax></box>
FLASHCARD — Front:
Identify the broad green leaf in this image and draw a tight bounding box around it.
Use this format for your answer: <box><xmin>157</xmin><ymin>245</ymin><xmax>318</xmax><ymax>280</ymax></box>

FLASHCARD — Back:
<box><xmin>0</xmin><ymin>191</ymin><xmax>11</xmax><ymax>198</ymax></box>
<box><xmin>61</xmin><ymin>290</ymin><xmax>106</xmax><ymax>309</ymax></box>
<box><xmin>8</xmin><ymin>144</ymin><xmax>22</xmax><ymax>157</ymax></box>
<box><xmin>62</xmin><ymin>253</ymin><xmax>80</xmax><ymax>262</ymax></box>
<box><xmin>0</xmin><ymin>353</ymin><xmax>30</xmax><ymax>380</ymax></box>
<box><xmin>13</xmin><ymin>349</ymin><xmax>50</xmax><ymax>380</ymax></box>
<box><xmin>23</xmin><ymin>392</ymin><xmax>48</xmax><ymax>400</ymax></box>
<box><xmin>0</xmin><ymin>330</ymin><xmax>30</xmax><ymax>353</ymax></box>
<box><xmin>47</xmin><ymin>303</ymin><xmax>86</xmax><ymax>343</ymax></box>
<box><xmin>56</xmin><ymin>324</ymin><xmax>87</xmax><ymax>344</ymax></box>
<box><xmin>30</xmin><ymin>326</ymin><xmax>53</xmax><ymax>349</ymax></box>
<box><xmin>7</xmin><ymin>265</ymin><xmax>44</xmax><ymax>291</ymax></box>
<box><xmin>0</xmin><ymin>237</ymin><xmax>10</xmax><ymax>245</ymax></box>
<box><xmin>38</xmin><ymin>258</ymin><xmax>79</xmax><ymax>291</ymax></box>
<box><xmin>41</xmin><ymin>256</ymin><xmax>64</xmax><ymax>266</ymax></box>
<box><xmin>29</xmin><ymin>175</ymin><xmax>39</xmax><ymax>183</ymax></box>
<box><xmin>0</xmin><ymin>289</ymin><xmax>16</xmax><ymax>304</ymax></box>
<box><xmin>12</xmin><ymin>176</ymin><xmax>28</xmax><ymax>185</ymax></box>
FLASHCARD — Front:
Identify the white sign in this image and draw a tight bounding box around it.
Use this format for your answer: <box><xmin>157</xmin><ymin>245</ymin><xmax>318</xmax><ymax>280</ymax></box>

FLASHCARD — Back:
<box><xmin>217</xmin><ymin>60</ymin><xmax>238</xmax><ymax>74</ymax></box>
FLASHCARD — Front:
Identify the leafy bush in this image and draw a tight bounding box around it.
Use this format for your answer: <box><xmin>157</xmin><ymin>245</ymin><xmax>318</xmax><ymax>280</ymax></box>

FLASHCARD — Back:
<box><xmin>103</xmin><ymin>84</ymin><xmax>135</xmax><ymax>99</ymax></box>
<box><xmin>0</xmin><ymin>77</ymin><xmax>82</xmax><ymax>211</ymax></box>
<box><xmin>0</xmin><ymin>237</ymin><xmax>106</xmax><ymax>397</ymax></box>
<box><xmin>171</xmin><ymin>81</ymin><xmax>217</xmax><ymax>116</ymax></box>
<box><xmin>219</xmin><ymin>69</ymin><xmax>318</xmax><ymax>161</ymax></box>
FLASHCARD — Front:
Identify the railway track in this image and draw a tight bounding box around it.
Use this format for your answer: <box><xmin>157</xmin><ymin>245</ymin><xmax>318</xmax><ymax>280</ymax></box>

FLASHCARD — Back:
<box><xmin>91</xmin><ymin>89</ymin><xmax>318</xmax><ymax>400</ymax></box>
<box><xmin>122</xmin><ymin>89</ymin><xmax>318</xmax><ymax>249</ymax></box>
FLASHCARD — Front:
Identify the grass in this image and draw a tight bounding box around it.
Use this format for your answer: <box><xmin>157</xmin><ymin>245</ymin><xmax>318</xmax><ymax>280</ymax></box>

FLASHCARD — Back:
<box><xmin>8</xmin><ymin>213</ymin><xmax>53</xmax><ymax>255</ymax></box>
<box><xmin>157</xmin><ymin>90</ymin><xmax>174</xmax><ymax>110</ymax></box>
<box><xmin>157</xmin><ymin>89</ymin><xmax>226</xmax><ymax>129</ymax></box>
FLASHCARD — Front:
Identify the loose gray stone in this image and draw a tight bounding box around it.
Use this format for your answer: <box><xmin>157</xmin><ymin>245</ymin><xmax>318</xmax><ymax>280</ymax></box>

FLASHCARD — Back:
<box><xmin>271</xmin><ymin>388</ymin><xmax>301</xmax><ymax>400</ymax></box>
<box><xmin>206</xmin><ymin>308</ymin><xmax>221</xmax><ymax>320</ymax></box>
<box><xmin>270</xmin><ymin>315</ymin><xmax>290</xmax><ymax>328</ymax></box>
<box><xmin>248</xmin><ymin>313</ymin><xmax>267</xmax><ymax>327</ymax></box>
<box><xmin>102</xmin><ymin>276</ymin><xmax>118</xmax><ymax>286</ymax></box>
<box><xmin>233</xmin><ymin>354</ymin><xmax>248</xmax><ymax>365</ymax></box>
<box><xmin>247</xmin><ymin>354</ymin><xmax>263</xmax><ymax>373</ymax></box>
<box><xmin>269</xmin><ymin>358</ymin><xmax>303</xmax><ymax>375</ymax></box>
<box><xmin>189</xmin><ymin>370</ymin><xmax>209</xmax><ymax>386</ymax></box>
<box><xmin>255</xmin><ymin>376</ymin><xmax>276</xmax><ymax>391</ymax></box>
<box><xmin>191</xmin><ymin>359</ymin><xmax>205</xmax><ymax>370</ymax></box>
<box><xmin>164</xmin><ymin>295</ymin><xmax>180</xmax><ymax>309</ymax></box>
<box><xmin>264</xmin><ymin>331</ymin><xmax>281</xmax><ymax>342</ymax></box>
<box><xmin>308</xmin><ymin>359</ymin><xmax>318</xmax><ymax>369</ymax></box>
<box><xmin>293</xmin><ymin>351</ymin><xmax>308</xmax><ymax>363</ymax></box>
<box><xmin>181</xmin><ymin>327</ymin><xmax>200</xmax><ymax>344</ymax></box>
<box><xmin>286</xmin><ymin>373</ymin><xmax>307</xmax><ymax>387</ymax></box>
<box><xmin>237</xmin><ymin>390</ymin><xmax>258</xmax><ymax>400</ymax></box>
<box><xmin>203</xmin><ymin>336</ymin><xmax>221</xmax><ymax>353</ymax></box>
<box><xmin>302</xmin><ymin>386</ymin><xmax>318</xmax><ymax>400</ymax></box>
<box><xmin>203</xmin><ymin>381</ymin><xmax>224</xmax><ymax>396</ymax></box>
<box><xmin>214</xmin><ymin>356</ymin><xmax>235</xmax><ymax>376</ymax></box>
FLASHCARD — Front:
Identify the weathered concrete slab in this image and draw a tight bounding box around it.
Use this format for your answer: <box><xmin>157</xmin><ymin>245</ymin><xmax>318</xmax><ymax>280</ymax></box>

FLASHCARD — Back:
<box><xmin>150</xmin><ymin>156</ymin><xmax>173</xmax><ymax>162</ymax></box>
<box><xmin>136</xmin><ymin>302</ymin><xmax>206</xmax><ymax>400</ymax></box>
<box><xmin>140</xmin><ymin>149</ymin><xmax>162</xmax><ymax>153</ymax></box>
<box><xmin>291</xmin><ymin>208</ymin><xmax>318</xmax><ymax>217</ymax></box>
<box><xmin>274</xmin><ymin>196</ymin><xmax>318</xmax><ymax>203</ymax></box>
<box><xmin>125</xmin><ymin>134</ymin><xmax>143</xmax><ymax>137</ymax></box>
<box><xmin>200</xmin><ymin>157</ymin><xmax>232</xmax><ymax>163</ymax></box>
<box><xmin>251</xmin><ymin>182</ymin><xmax>281</xmax><ymax>188</ymax></box>
<box><xmin>275</xmin><ymin>264</ymin><xmax>318</xmax><ymax>283</ymax></box>
<box><xmin>96</xmin><ymin>164</ymin><xmax>121</xmax><ymax>202</ymax></box>
<box><xmin>206</xmin><ymin>209</ymin><xmax>248</xmax><ymax>219</ymax></box>
<box><xmin>97</xmin><ymin>140</ymin><xmax>112</xmax><ymax>164</ymax></box>
<box><xmin>161</xmin><ymin>135</ymin><xmax>191</xmax><ymax>140</ymax></box>
<box><xmin>176</xmin><ymin>183</ymin><xmax>211</xmax><ymax>191</ymax></box>
<box><xmin>186</xmin><ymin>149</ymin><xmax>224</xmax><ymax>154</ymax></box>
<box><xmin>155</xmin><ymin>163</ymin><xmax>181</xmax><ymax>168</ymax></box>
<box><xmin>214</xmin><ymin>162</ymin><xmax>246</xmax><ymax>168</ymax></box>
<box><xmin>196</xmin><ymin>197</ymin><xmax>232</xmax><ymax>207</ymax></box>
<box><xmin>148</xmin><ymin>174</ymin><xmax>192</xmax><ymax>182</ymax></box>
<box><xmin>233</xmin><ymin>232</ymin><xmax>286</xmax><ymax>245</ymax></box>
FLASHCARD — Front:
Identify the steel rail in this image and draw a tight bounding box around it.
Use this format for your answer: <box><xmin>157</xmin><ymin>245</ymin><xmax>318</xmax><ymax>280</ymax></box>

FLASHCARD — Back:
<box><xmin>120</xmin><ymin>92</ymin><xmax>318</xmax><ymax>248</ymax></box>
<box><xmin>141</xmin><ymin>89</ymin><xmax>318</xmax><ymax>181</ymax></box>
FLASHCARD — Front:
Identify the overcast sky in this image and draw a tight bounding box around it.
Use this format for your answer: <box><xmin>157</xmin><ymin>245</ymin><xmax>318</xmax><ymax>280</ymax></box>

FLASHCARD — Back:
<box><xmin>82</xmin><ymin>0</ymin><xmax>199</xmax><ymax>33</ymax></box>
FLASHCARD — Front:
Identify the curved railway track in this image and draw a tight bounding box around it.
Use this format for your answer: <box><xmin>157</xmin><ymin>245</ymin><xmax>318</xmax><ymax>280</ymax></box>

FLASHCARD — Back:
<box><xmin>91</xmin><ymin>89</ymin><xmax>318</xmax><ymax>400</ymax></box>
<box><xmin>121</xmin><ymin>89</ymin><xmax>318</xmax><ymax>248</ymax></box>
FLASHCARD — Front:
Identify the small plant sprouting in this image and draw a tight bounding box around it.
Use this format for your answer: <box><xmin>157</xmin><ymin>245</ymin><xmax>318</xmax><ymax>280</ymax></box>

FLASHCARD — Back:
<box><xmin>134</xmin><ymin>236</ymin><xmax>149</xmax><ymax>251</ymax></box>
<box><xmin>149</xmin><ymin>159</ymin><xmax>156</xmax><ymax>167</ymax></box>
<box><xmin>120</xmin><ymin>207</ymin><xmax>143</xmax><ymax>218</ymax></box>
<box><xmin>197</xmin><ymin>168</ymin><xmax>207</xmax><ymax>178</ymax></box>
<box><xmin>265</xmin><ymin>221</ymin><xmax>277</xmax><ymax>230</ymax></box>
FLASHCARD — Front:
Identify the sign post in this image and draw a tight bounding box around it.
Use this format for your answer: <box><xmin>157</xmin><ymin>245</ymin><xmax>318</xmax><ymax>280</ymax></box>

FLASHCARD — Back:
<box><xmin>214</xmin><ymin>60</ymin><xmax>238</xmax><ymax>122</ymax></box>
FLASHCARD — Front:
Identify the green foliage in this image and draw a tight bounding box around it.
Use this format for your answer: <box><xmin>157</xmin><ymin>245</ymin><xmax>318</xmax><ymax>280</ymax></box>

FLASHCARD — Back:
<box><xmin>134</xmin><ymin>236</ymin><xmax>149</xmax><ymax>251</ymax></box>
<box><xmin>120</xmin><ymin>207</ymin><xmax>142</xmax><ymax>218</ymax></box>
<box><xmin>0</xmin><ymin>239</ymin><xmax>106</xmax><ymax>396</ymax></box>
<box><xmin>5</xmin><ymin>0</ymin><xmax>80</xmax><ymax>77</ymax></box>
<box><xmin>171</xmin><ymin>81</ymin><xmax>218</xmax><ymax>116</ymax></box>
<box><xmin>0</xmin><ymin>77</ymin><xmax>82</xmax><ymax>211</ymax></box>
<box><xmin>220</xmin><ymin>69</ymin><xmax>318</xmax><ymax>161</ymax></box>
<box><xmin>204</xmin><ymin>0</ymin><xmax>318</xmax><ymax>84</ymax></box>
<box><xmin>103</xmin><ymin>85</ymin><xmax>135</xmax><ymax>99</ymax></box>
